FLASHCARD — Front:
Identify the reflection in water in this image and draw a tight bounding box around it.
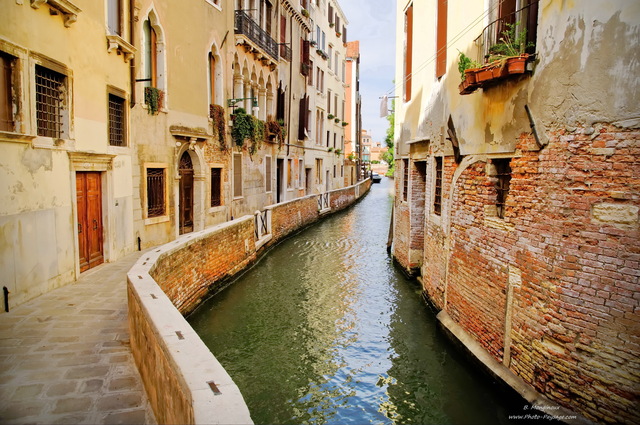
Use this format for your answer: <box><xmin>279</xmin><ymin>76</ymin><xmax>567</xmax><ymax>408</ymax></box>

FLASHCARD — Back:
<box><xmin>189</xmin><ymin>178</ymin><xmax>518</xmax><ymax>425</ymax></box>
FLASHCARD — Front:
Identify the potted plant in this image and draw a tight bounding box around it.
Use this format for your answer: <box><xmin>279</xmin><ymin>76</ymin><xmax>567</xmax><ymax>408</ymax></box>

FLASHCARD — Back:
<box><xmin>335</xmin><ymin>149</ymin><xmax>342</xmax><ymax>155</ymax></box>
<box><xmin>484</xmin><ymin>22</ymin><xmax>534</xmax><ymax>79</ymax></box>
<box><xmin>341</xmin><ymin>121</ymin><xmax>348</xmax><ymax>126</ymax></box>
<box><xmin>310</xmin><ymin>40</ymin><xmax>317</xmax><ymax>47</ymax></box>
<box><xmin>336</xmin><ymin>31</ymin><xmax>342</xmax><ymax>37</ymax></box>
<box><xmin>328</xmin><ymin>147</ymin><xmax>334</xmax><ymax>152</ymax></box>
<box><xmin>144</xmin><ymin>87</ymin><xmax>164</xmax><ymax>115</ymax></box>
<box><xmin>301</xmin><ymin>8</ymin><xmax>309</xmax><ymax>18</ymax></box>
<box><xmin>334</xmin><ymin>117</ymin><xmax>340</xmax><ymax>123</ymax></box>
<box><xmin>329</xmin><ymin>22</ymin><xmax>334</xmax><ymax>28</ymax></box>
<box><xmin>457</xmin><ymin>52</ymin><xmax>481</xmax><ymax>95</ymax></box>
<box><xmin>327</xmin><ymin>114</ymin><xmax>335</xmax><ymax>120</ymax></box>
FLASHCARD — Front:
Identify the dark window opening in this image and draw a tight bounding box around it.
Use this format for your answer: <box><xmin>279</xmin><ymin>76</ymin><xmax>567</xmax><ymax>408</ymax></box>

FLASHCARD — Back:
<box><xmin>147</xmin><ymin>168</ymin><xmax>165</xmax><ymax>218</ymax></box>
<box><xmin>403</xmin><ymin>158</ymin><xmax>409</xmax><ymax>202</ymax></box>
<box><xmin>211</xmin><ymin>167</ymin><xmax>222</xmax><ymax>207</ymax></box>
<box><xmin>434</xmin><ymin>157</ymin><xmax>443</xmax><ymax>215</ymax></box>
<box><xmin>0</xmin><ymin>51</ymin><xmax>15</xmax><ymax>132</ymax></box>
<box><xmin>494</xmin><ymin>158</ymin><xmax>512</xmax><ymax>219</ymax></box>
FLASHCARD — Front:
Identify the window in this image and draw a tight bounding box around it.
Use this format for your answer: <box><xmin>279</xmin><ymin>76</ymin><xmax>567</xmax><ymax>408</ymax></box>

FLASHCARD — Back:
<box><xmin>308</xmin><ymin>59</ymin><xmax>314</xmax><ymax>85</ymax></box>
<box><xmin>108</xmin><ymin>93</ymin><xmax>126</xmax><ymax>146</ymax></box>
<box><xmin>211</xmin><ymin>167</ymin><xmax>222</xmax><ymax>206</ymax></box>
<box><xmin>287</xmin><ymin>159</ymin><xmax>293</xmax><ymax>188</ymax></box>
<box><xmin>107</xmin><ymin>0</ymin><xmax>122</xmax><ymax>36</ymax></box>
<box><xmin>341</xmin><ymin>165</ymin><xmax>343</xmax><ymax>177</ymax></box>
<box><xmin>326</xmin><ymin>130</ymin><xmax>330</xmax><ymax>147</ymax></box>
<box><xmin>209</xmin><ymin>52</ymin><xmax>217</xmax><ymax>106</ymax></box>
<box><xmin>403</xmin><ymin>3</ymin><xmax>413</xmax><ymax>102</ymax></box>
<box><xmin>233</xmin><ymin>153</ymin><xmax>243</xmax><ymax>198</ymax></box>
<box><xmin>341</xmin><ymin>60</ymin><xmax>345</xmax><ymax>82</ymax></box>
<box><xmin>328</xmin><ymin>4</ymin><xmax>333</xmax><ymax>24</ymax></box>
<box><xmin>403</xmin><ymin>159</ymin><xmax>409</xmax><ymax>202</ymax></box>
<box><xmin>35</xmin><ymin>65</ymin><xmax>67</xmax><ymax>138</ymax></box>
<box><xmin>0</xmin><ymin>51</ymin><xmax>16</xmax><ymax>132</ymax></box>
<box><xmin>316</xmin><ymin>158</ymin><xmax>322</xmax><ymax>184</ymax></box>
<box><xmin>265</xmin><ymin>156</ymin><xmax>272</xmax><ymax>192</ymax></box>
<box><xmin>434</xmin><ymin>157</ymin><xmax>443</xmax><ymax>215</ymax></box>
<box><xmin>333</xmin><ymin>164</ymin><xmax>336</xmax><ymax>178</ymax></box>
<box><xmin>334</xmin><ymin>52</ymin><xmax>339</xmax><ymax>74</ymax></box>
<box><xmin>327</xmin><ymin>89</ymin><xmax>332</xmax><ymax>114</ymax></box>
<box><xmin>298</xmin><ymin>160</ymin><xmax>304</xmax><ymax>188</ymax></box>
<box><xmin>328</xmin><ymin>45</ymin><xmax>333</xmax><ymax>69</ymax></box>
<box><xmin>436</xmin><ymin>0</ymin><xmax>447</xmax><ymax>78</ymax></box>
<box><xmin>147</xmin><ymin>168</ymin><xmax>166</xmax><ymax>218</ymax></box>
<box><xmin>143</xmin><ymin>19</ymin><xmax>158</xmax><ymax>88</ymax></box>
<box><xmin>494</xmin><ymin>158</ymin><xmax>512</xmax><ymax>219</ymax></box>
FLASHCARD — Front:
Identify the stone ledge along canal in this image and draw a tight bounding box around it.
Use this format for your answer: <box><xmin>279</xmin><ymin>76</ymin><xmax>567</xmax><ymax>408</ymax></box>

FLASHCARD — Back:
<box><xmin>188</xmin><ymin>177</ymin><xmax>534</xmax><ymax>425</ymax></box>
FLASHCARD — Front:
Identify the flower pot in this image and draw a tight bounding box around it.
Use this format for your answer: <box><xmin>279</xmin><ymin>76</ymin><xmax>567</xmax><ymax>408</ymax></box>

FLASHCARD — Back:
<box><xmin>464</xmin><ymin>68</ymin><xmax>479</xmax><ymax>84</ymax></box>
<box><xmin>475</xmin><ymin>66</ymin><xmax>494</xmax><ymax>83</ymax></box>
<box><xmin>506</xmin><ymin>55</ymin><xmax>528</xmax><ymax>74</ymax></box>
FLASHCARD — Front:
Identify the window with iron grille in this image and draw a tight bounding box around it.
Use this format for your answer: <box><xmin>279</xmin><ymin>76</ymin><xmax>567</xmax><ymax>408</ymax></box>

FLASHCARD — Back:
<box><xmin>403</xmin><ymin>158</ymin><xmax>409</xmax><ymax>202</ymax></box>
<box><xmin>211</xmin><ymin>167</ymin><xmax>222</xmax><ymax>207</ymax></box>
<box><xmin>147</xmin><ymin>168</ymin><xmax>166</xmax><ymax>218</ymax></box>
<box><xmin>434</xmin><ymin>157</ymin><xmax>443</xmax><ymax>215</ymax></box>
<box><xmin>35</xmin><ymin>65</ymin><xmax>66</xmax><ymax>138</ymax></box>
<box><xmin>108</xmin><ymin>93</ymin><xmax>126</xmax><ymax>146</ymax></box>
<box><xmin>494</xmin><ymin>158</ymin><xmax>512</xmax><ymax>219</ymax></box>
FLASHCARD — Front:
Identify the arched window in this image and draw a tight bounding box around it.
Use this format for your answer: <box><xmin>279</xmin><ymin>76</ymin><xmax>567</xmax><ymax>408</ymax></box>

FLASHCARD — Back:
<box><xmin>208</xmin><ymin>52</ymin><xmax>216</xmax><ymax>105</ymax></box>
<box><xmin>143</xmin><ymin>19</ymin><xmax>157</xmax><ymax>88</ymax></box>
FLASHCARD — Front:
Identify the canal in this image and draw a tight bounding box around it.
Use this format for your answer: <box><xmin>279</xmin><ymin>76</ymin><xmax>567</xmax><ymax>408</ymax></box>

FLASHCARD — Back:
<box><xmin>188</xmin><ymin>177</ymin><xmax>522</xmax><ymax>425</ymax></box>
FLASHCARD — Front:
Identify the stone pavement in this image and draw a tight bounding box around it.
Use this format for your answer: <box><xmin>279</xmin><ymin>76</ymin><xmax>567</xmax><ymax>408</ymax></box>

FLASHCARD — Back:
<box><xmin>0</xmin><ymin>251</ymin><xmax>156</xmax><ymax>424</ymax></box>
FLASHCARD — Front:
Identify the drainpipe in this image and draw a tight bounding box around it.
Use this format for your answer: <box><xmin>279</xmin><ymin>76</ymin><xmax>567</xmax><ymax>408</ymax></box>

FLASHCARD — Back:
<box><xmin>129</xmin><ymin>0</ymin><xmax>136</xmax><ymax>106</ymax></box>
<box><xmin>3</xmin><ymin>286</ymin><xmax>9</xmax><ymax>313</ymax></box>
<box><xmin>287</xmin><ymin>11</ymin><xmax>293</xmax><ymax>157</ymax></box>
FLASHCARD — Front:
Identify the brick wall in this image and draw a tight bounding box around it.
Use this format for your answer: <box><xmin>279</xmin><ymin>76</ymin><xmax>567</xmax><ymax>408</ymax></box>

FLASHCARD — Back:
<box><xmin>415</xmin><ymin>125</ymin><xmax>639</xmax><ymax>424</ymax></box>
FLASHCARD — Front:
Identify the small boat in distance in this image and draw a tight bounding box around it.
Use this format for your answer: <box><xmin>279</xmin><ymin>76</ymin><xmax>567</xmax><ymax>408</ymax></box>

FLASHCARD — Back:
<box><xmin>371</xmin><ymin>172</ymin><xmax>382</xmax><ymax>183</ymax></box>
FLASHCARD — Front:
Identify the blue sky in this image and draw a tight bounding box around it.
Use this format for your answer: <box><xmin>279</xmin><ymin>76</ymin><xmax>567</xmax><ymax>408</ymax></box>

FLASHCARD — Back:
<box><xmin>339</xmin><ymin>0</ymin><xmax>396</xmax><ymax>145</ymax></box>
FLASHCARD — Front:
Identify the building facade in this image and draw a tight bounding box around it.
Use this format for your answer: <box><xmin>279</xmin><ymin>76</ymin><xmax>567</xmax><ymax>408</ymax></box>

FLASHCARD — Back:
<box><xmin>1</xmin><ymin>0</ymin><xmax>355</xmax><ymax>309</ymax></box>
<box><xmin>1</xmin><ymin>0</ymin><xmax>136</xmax><ymax>305</ymax></box>
<box><xmin>392</xmin><ymin>1</ymin><xmax>639</xmax><ymax>424</ymax></box>
<box><xmin>344</xmin><ymin>40</ymin><xmax>362</xmax><ymax>185</ymax></box>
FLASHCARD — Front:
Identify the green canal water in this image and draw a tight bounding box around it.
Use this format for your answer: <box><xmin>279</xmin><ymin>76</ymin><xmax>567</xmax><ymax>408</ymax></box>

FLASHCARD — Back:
<box><xmin>188</xmin><ymin>178</ymin><xmax>531</xmax><ymax>425</ymax></box>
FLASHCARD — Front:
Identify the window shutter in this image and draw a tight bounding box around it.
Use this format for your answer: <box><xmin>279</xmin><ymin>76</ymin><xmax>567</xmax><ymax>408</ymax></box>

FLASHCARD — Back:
<box><xmin>436</xmin><ymin>0</ymin><xmax>447</xmax><ymax>78</ymax></box>
<box><xmin>328</xmin><ymin>5</ymin><xmax>333</xmax><ymax>24</ymax></box>
<box><xmin>298</xmin><ymin>95</ymin><xmax>307</xmax><ymax>140</ymax></box>
<box><xmin>342</xmin><ymin>26</ymin><xmax>347</xmax><ymax>43</ymax></box>
<box><xmin>233</xmin><ymin>154</ymin><xmax>242</xmax><ymax>197</ymax></box>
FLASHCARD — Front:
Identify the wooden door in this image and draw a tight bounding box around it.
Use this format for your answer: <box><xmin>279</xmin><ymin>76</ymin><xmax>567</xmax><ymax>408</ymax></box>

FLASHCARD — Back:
<box><xmin>179</xmin><ymin>151</ymin><xmax>194</xmax><ymax>234</ymax></box>
<box><xmin>76</xmin><ymin>172</ymin><xmax>103</xmax><ymax>272</ymax></box>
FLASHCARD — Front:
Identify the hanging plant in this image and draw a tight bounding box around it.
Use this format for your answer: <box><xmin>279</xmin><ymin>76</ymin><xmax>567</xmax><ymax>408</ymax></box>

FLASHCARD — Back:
<box><xmin>335</xmin><ymin>149</ymin><xmax>342</xmax><ymax>155</ymax></box>
<box><xmin>144</xmin><ymin>87</ymin><xmax>164</xmax><ymax>115</ymax></box>
<box><xmin>341</xmin><ymin>121</ymin><xmax>348</xmax><ymax>126</ymax></box>
<box><xmin>334</xmin><ymin>117</ymin><xmax>340</xmax><ymax>123</ymax></box>
<box><xmin>267</xmin><ymin>120</ymin><xmax>286</xmax><ymax>147</ymax></box>
<box><xmin>301</xmin><ymin>8</ymin><xmax>309</xmax><ymax>18</ymax></box>
<box><xmin>209</xmin><ymin>104</ymin><xmax>228</xmax><ymax>151</ymax></box>
<box><xmin>327</xmin><ymin>114</ymin><xmax>335</xmax><ymax>120</ymax></box>
<box><xmin>231</xmin><ymin>108</ymin><xmax>253</xmax><ymax>148</ymax></box>
<box><xmin>328</xmin><ymin>147</ymin><xmax>334</xmax><ymax>152</ymax></box>
<box><xmin>249</xmin><ymin>117</ymin><xmax>266</xmax><ymax>158</ymax></box>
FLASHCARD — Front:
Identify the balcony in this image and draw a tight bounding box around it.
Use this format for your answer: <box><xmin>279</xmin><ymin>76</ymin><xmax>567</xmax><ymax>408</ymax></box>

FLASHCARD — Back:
<box><xmin>234</xmin><ymin>10</ymin><xmax>279</xmax><ymax>62</ymax></box>
<box><xmin>280</xmin><ymin>44</ymin><xmax>292</xmax><ymax>62</ymax></box>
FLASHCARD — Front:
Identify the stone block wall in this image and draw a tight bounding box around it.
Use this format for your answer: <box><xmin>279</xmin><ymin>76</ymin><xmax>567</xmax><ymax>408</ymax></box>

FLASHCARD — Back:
<box><xmin>415</xmin><ymin>125</ymin><xmax>639</xmax><ymax>424</ymax></box>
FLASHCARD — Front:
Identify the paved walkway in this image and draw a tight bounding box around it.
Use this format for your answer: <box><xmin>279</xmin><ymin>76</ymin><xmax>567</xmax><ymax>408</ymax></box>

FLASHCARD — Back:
<box><xmin>0</xmin><ymin>251</ymin><xmax>156</xmax><ymax>424</ymax></box>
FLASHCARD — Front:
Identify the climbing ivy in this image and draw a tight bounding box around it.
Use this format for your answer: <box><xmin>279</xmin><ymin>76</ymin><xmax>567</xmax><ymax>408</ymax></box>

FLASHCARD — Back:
<box><xmin>209</xmin><ymin>104</ymin><xmax>227</xmax><ymax>151</ymax></box>
<box><xmin>144</xmin><ymin>87</ymin><xmax>164</xmax><ymax>115</ymax></box>
<box><xmin>231</xmin><ymin>108</ymin><xmax>253</xmax><ymax>148</ymax></box>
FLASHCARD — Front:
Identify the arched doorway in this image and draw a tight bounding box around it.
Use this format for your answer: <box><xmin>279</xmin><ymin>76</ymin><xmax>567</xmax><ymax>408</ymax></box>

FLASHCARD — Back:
<box><xmin>179</xmin><ymin>151</ymin><xmax>194</xmax><ymax>234</ymax></box>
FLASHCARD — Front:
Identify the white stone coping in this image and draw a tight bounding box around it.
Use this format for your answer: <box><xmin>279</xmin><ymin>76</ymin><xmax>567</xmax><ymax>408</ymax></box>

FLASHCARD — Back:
<box><xmin>128</xmin><ymin>216</ymin><xmax>255</xmax><ymax>425</ymax></box>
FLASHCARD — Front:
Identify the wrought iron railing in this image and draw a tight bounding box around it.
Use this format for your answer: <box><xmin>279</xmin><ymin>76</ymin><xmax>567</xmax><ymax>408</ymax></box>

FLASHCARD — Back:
<box><xmin>476</xmin><ymin>1</ymin><xmax>538</xmax><ymax>64</ymax></box>
<box><xmin>235</xmin><ymin>11</ymin><xmax>279</xmax><ymax>61</ymax></box>
<box><xmin>254</xmin><ymin>209</ymin><xmax>270</xmax><ymax>240</ymax></box>
<box><xmin>280</xmin><ymin>44</ymin><xmax>292</xmax><ymax>62</ymax></box>
<box><xmin>317</xmin><ymin>193</ymin><xmax>330</xmax><ymax>211</ymax></box>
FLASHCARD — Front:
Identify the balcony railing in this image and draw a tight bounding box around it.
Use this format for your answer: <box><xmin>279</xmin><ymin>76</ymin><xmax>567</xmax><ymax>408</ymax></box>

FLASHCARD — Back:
<box><xmin>280</xmin><ymin>44</ymin><xmax>292</xmax><ymax>62</ymax></box>
<box><xmin>318</xmin><ymin>193</ymin><xmax>330</xmax><ymax>212</ymax></box>
<box><xmin>476</xmin><ymin>1</ymin><xmax>538</xmax><ymax>64</ymax></box>
<box><xmin>235</xmin><ymin>10</ymin><xmax>279</xmax><ymax>61</ymax></box>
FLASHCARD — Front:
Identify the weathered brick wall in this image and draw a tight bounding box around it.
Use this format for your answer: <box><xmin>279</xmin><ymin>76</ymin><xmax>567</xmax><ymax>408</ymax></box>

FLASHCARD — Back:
<box><xmin>393</xmin><ymin>159</ymin><xmax>412</xmax><ymax>272</ymax></box>
<box><xmin>419</xmin><ymin>126</ymin><xmax>639</xmax><ymax>424</ymax></box>
<box><xmin>270</xmin><ymin>195</ymin><xmax>319</xmax><ymax>243</ymax></box>
<box><xmin>330</xmin><ymin>186</ymin><xmax>356</xmax><ymax>211</ymax></box>
<box><xmin>150</xmin><ymin>217</ymin><xmax>257</xmax><ymax>315</ymax></box>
